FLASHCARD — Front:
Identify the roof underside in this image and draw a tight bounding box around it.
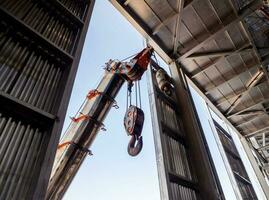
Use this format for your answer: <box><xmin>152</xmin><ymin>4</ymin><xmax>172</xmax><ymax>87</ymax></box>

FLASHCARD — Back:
<box><xmin>110</xmin><ymin>0</ymin><xmax>269</xmax><ymax>170</ymax></box>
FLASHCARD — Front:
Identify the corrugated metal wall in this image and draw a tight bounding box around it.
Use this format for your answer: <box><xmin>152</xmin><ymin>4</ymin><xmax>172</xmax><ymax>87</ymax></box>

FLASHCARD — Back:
<box><xmin>0</xmin><ymin>113</ymin><xmax>47</xmax><ymax>199</ymax></box>
<box><xmin>214</xmin><ymin>121</ymin><xmax>258</xmax><ymax>199</ymax></box>
<box><xmin>0</xmin><ymin>0</ymin><xmax>95</xmax><ymax>199</ymax></box>
<box><xmin>147</xmin><ymin>61</ymin><xmax>222</xmax><ymax>200</ymax></box>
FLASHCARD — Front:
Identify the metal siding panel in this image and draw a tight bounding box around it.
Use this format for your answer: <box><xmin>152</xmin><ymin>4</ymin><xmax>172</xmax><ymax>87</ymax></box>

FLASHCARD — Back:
<box><xmin>215</xmin><ymin>122</ymin><xmax>258</xmax><ymax>199</ymax></box>
<box><xmin>0</xmin><ymin>0</ymin><xmax>95</xmax><ymax>199</ymax></box>
<box><xmin>148</xmin><ymin>62</ymin><xmax>224</xmax><ymax>199</ymax></box>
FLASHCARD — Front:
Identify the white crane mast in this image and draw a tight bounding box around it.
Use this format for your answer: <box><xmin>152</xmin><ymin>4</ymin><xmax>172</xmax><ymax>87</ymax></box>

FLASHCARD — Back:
<box><xmin>46</xmin><ymin>47</ymin><xmax>153</xmax><ymax>200</ymax></box>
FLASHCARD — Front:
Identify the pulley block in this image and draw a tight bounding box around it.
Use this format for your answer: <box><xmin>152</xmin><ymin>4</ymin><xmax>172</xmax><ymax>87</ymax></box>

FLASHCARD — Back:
<box><xmin>124</xmin><ymin>105</ymin><xmax>144</xmax><ymax>137</ymax></box>
<box><xmin>124</xmin><ymin>105</ymin><xmax>144</xmax><ymax>156</ymax></box>
<box><xmin>156</xmin><ymin>68</ymin><xmax>173</xmax><ymax>96</ymax></box>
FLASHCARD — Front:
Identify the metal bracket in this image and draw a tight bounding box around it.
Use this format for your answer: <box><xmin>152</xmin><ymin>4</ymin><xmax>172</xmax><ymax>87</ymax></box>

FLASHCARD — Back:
<box><xmin>101</xmin><ymin>93</ymin><xmax>119</xmax><ymax>109</ymax></box>
<box><xmin>71</xmin><ymin>142</ymin><xmax>93</xmax><ymax>156</ymax></box>
<box><xmin>71</xmin><ymin>112</ymin><xmax>106</xmax><ymax>131</ymax></box>
<box><xmin>88</xmin><ymin>115</ymin><xmax>106</xmax><ymax>131</ymax></box>
<box><xmin>100</xmin><ymin>124</ymin><xmax>107</xmax><ymax>131</ymax></box>
<box><xmin>112</xmin><ymin>101</ymin><xmax>119</xmax><ymax>109</ymax></box>
<box><xmin>86</xmin><ymin>88</ymin><xmax>119</xmax><ymax>110</ymax></box>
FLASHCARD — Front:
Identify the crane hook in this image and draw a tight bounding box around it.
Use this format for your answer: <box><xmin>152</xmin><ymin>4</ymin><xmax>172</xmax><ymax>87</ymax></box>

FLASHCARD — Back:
<box><xmin>128</xmin><ymin>135</ymin><xmax>143</xmax><ymax>156</ymax></box>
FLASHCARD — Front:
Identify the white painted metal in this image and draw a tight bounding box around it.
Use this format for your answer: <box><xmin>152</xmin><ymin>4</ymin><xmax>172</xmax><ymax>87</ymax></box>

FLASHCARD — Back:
<box><xmin>206</xmin><ymin>104</ymin><xmax>243</xmax><ymax>200</ymax></box>
<box><xmin>46</xmin><ymin>63</ymin><xmax>125</xmax><ymax>199</ymax></box>
<box><xmin>148</xmin><ymin>61</ymin><xmax>223</xmax><ymax>199</ymax></box>
<box><xmin>147</xmin><ymin>66</ymin><xmax>171</xmax><ymax>200</ymax></box>
<box><xmin>188</xmin><ymin>76</ymin><xmax>269</xmax><ymax>199</ymax></box>
<box><xmin>236</xmin><ymin>135</ymin><xmax>269</xmax><ymax>200</ymax></box>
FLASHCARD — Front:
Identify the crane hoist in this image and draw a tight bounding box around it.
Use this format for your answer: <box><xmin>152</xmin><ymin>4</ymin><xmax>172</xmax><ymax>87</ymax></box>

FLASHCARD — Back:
<box><xmin>46</xmin><ymin>47</ymin><xmax>154</xmax><ymax>200</ymax></box>
<box><xmin>46</xmin><ymin>46</ymin><xmax>174</xmax><ymax>199</ymax></box>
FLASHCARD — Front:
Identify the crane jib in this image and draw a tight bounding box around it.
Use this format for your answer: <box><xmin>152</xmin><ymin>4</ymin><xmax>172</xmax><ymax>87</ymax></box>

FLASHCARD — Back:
<box><xmin>46</xmin><ymin>47</ymin><xmax>154</xmax><ymax>199</ymax></box>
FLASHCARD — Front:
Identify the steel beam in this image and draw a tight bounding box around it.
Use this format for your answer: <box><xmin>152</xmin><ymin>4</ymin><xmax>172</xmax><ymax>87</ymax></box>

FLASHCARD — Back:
<box><xmin>124</xmin><ymin>0</ymin><xmax>135</xmax><ymax>6</ymax></box>
<box><xmin>178</xmin><ymin>20</ymin><xmax>238</xmax><ymax>61</ymax></box>
<box><xmin>226</xmin><ymin>70</ymin><xmax>264</xmax><ymax>115</ymax></box>
<box><xmin>258</xmin><ymin>144</ymin><xmax>269</xmax><ymax>151</ymax></box>
<box><xmin>235</xmin><ymin>112</ymin><xmax>267</xmax><ymax>127</ymax></box>
<box><xmin>146</xmin><ymin>0</ymin><xmax>195</xmax><ymax>51</ymax></box>
<box><xmin>239</xmin><ymin>21</ymin><xmax>269</xmax><ymax>85</ymax></box>
<box><xmin>191</xmin><ymin>45</ymin><xmax>253</xmax><ymax>79</ymax></box>
<box><xmin>262</xmin><ymin>163</ymin><xmax>269</xmax><ymax>170</ymax></box>
<box><xmin>147</xmin><ymin>67</ymin><xmax>170</xmax><ymax>200</ymax></box>
<box><xmin>206</xmin><ymin>106</ymin><xmax>242</xmax><ymax>199</ymax></box>
<box><xmin>237</xmin><ymin>109</ymin><xmax>266</xmax><ymax>117</ymax></box>
<box><xmin>192</xmin><ymin>56</ymin><xmax>223</xmax><ymax>79</ymax></box>
<box><xmin>184</xmin><ymin>0</ymin><xmax>194</xmax><ymax>7</ymax></box>
<box><xmin>263</xmin><ymin>132</ymin><xmax>266</xmax><ymax>147</ymax></box>
<box><xmin>173</xmin><ymin>0</ymin><xmax>184</xmax><ymax>54</ymax></box>
<box><xmin>153</xmin><ymin>12</ymin><xmax>178</xmax><ymax>35</ymax></box>
<box><xmin>240</xmin><ymin>136</ymin><xmax>269</xmax><ymax>198</ymax></box>
<box><xmin>205</xmin><ymin>64</ymin><xmax>261</xmax><ymax>95</ymax></box>
<box><xmin>187</xmin><ymin>47</ymin><xmax>252</xmax><ymax>60</ymax></box>
<box><xmin>227</xmin><ymin>97</ymin><xmax>269</xmax><ymax>118</ymax></box>
<box><xmin>110</xmin><ymin>0</ymin><xmax>172</xmax><ymax>63</ymax></box>
<box><xmin>215</xmin><ymin>81</ymin><xmax>267</xmax><ymax>106</ymax></box>
<box><xmin>186</xmin><ymin>67</ymin><xmax>269</xmax><ymax>199</ymax></box>
<box><xmin>110</xmin><ymin>0</ymin><xmax>269</xmax><ymax>197</ymax></box>
<box><xmin>256</xmin><ymin>137</ymin><xmax>269</xmax><ymax>145</ymax></box>
<box><xmin>141</xmin><ymin>0</ymin><xmax>175</xmax><ymax>37</ymax></box>
<box><xmin>226</xmin><ymin>0</ymin><xmax>269</xmax><ymax>85</ymax></box>
<box><xmin>246</xmin><ymin>127</ymin><xmax>269</xmax><ymax>138</ymax></box>
<box><xmin>177</xmin><ymin>1</ymin><xmax>261</xmax><ymax>62</ymax></box>
<box><xmin>169</xmin><ymin>62</ymin><xmax>223</xmax><ymax>200</ymax></box>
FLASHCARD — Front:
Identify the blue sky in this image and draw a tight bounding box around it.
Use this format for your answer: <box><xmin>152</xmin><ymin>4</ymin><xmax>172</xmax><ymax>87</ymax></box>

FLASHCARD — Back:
<box><xmin>61</xmin><ymin>1</ymin><xmax>264</xmax><ymax>199</ymax></box>
<box><xmin>63</xmin><ymin>1</ymin><xmax>160</xmax><ymax>199</ymax></box>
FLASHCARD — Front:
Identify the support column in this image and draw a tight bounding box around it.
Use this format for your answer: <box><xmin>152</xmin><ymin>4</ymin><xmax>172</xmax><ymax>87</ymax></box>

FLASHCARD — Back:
<box><xmin>169</xmin><ymin>61</ymin><xmax>222</xmax><ymax>199</ymax></box>
<box><xmin>240</xmin><ymin>136</ymin><xmax>269</xmax><ymax>199</ymax></box>
<box><xmin>206</xmin><ymin>104</ymin><xmax>242</xmax><ymax>200</ymax></box>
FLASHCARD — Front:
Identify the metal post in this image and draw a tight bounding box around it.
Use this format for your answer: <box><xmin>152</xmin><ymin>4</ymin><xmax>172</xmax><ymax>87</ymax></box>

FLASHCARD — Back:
<box><xmin>205</xmin><ymin>104</ymin><xmax>243</xmax><ymax>200</ymax></box>
<box><xmin>239</xmin><ymin>136</ymin><xmax>269</xmax><ymax>199</ymax></box>
<box><xmin>169</xmin><ymin>61</ymin><xmax>222</xmax><ymax>199</ymax></box>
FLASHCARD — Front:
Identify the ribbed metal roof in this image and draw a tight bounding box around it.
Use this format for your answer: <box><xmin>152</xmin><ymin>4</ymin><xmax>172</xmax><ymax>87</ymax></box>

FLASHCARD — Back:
<box><xmin>110</xmin><ymin>0</ymin><xmax>269</xmax><ymax>175</ymax></box>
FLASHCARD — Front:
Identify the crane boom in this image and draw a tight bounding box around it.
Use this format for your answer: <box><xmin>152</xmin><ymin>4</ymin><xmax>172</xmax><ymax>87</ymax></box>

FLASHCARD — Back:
<box><xmin>46</xmin><ymin>47</ymin><xmax>153</xmax><ymax>200</ymax></box>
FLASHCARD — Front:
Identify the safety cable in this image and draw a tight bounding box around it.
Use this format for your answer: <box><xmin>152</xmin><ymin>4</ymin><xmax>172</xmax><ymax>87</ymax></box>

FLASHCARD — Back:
<box><xmin>120</xmin><ymin>52</ymin><xmax>139</xmax><ymax>62</ymax></box>
<box><xmin>127</xmin><ymin>82</ymin><xmax>132</xmax><ymax>107</ymax></box>
<box><xmin>126</xmin><ymin>84</ymin><xmax>129</xmax><ymax>111</ymax></box>
<box><xmin>138</xmin><ymin>80</ymin><xmax>142</xmax><ymax>109</ymax></box>
<box><xmin>129</xmin><ymin>87</ymin><xmax>132</xmax><ymax>106</ymax></box>
<box><xmin>135</xmin><ymin>81</ymin><xmax>138</xmax><ymax>107</ymax></box>
<box><xmin>153</xmin><ymin>51</ymin><xmax>159</xmax><ymax>66</ymax></box>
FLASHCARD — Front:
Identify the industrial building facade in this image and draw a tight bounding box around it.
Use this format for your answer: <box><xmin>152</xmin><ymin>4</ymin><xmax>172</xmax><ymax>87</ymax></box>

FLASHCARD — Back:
<box><xmin>0</xmin><ymin>0</ymin><xmax>269</xmax><ymax>199</ymax></box>
<box><xmin>148</xmin><ymin>61</ymin><xmax>224</xmax><ymax>199</ymax></box>
<box><xmin>214</xmin><ymin>121</ymin><xmax>257</xmax><ymax>199</ymax></box>
<box><xmin>0</xmin><ymin>0</ymin><xmax>95</xmax><ymax>199</ymax></box>
<box><xmin>110</xmin><ymin>0</ymin><xmax>269</xmax><ymax>199</ymax></box>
